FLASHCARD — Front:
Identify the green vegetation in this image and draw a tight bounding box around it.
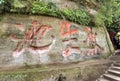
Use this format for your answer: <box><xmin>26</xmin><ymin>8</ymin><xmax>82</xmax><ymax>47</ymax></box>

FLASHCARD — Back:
<box><xmin>31</xmin><ymin>1</ymin><xmax>91</xmax><ymax>25</ymax></box>
<box><xmin>0</xmin><ymin>0</ymin><xmax>10</xmax><ymax>13</ymax></box>
<box><xmin>31</xmin><ymin>1</ymin><xmax>59</xmax><ymax>16</ymax></box>
<box><xmin>0</xmin><ymin>74</ymin><xmax>26</xmax><ymax>81</ymax></box>
<box><xmin>63</xmin><ymin>9</ymin><xmax>91</xmax><ymax>25</ymax></box>
<box><xmin>0</xmin><ymin>63</ymin><xmax>109</xmax><ymax>81</ymax></box>
<box><xmin>0</xmin><ymin>0</ymin><xmax>120</xmax><ymax>31</ymax></box>
<box><xmin>0</xmin><ymin>0</ymin><xmax>3</xmax><ymax>20</ymax></box>
<box><xmin>0</xmin><ymin>0</ymin><xmax>9</xmax><ymax>20</ymax></box>
<box><xmin>94</xmin><ymin>0</ymin><xmax>120</xmax><ymax>31</ymax></box>
<box><xmin>0</xmin><ymin>0</ymin><xmax>91</xmax><ymax>26</ymax></box>
<box><xmin>72</xmin><ymin>0</ymin><xmax>120</xmax><ymax>31</ymax></box>
<box><xmin>0</xmin><ymin>0</ymin><xmax>6</xmax><ymax>14</ymax></box>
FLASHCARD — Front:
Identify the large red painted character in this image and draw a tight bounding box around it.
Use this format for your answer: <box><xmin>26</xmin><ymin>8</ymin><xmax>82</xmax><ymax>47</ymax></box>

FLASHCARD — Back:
<box><xmin>32</xmin><ymin>20</ymin><xmax>37</xmax><ymax>36</ymax></box>
<box><xmin>84</xmin><ymin>27</ymin><xmax>97</xmax><ymax>45</ymax></box>
<box><xmin>87</xmin><ymin>32</ymin><xmax>97</xmax><ymax>44</ymax></box>
<box><xmin>60</xmin><ymin>21</ymin><xmax>80</xmax><ymax>57</ymax></box>
<box><xmin>62</xmin><ymin>46</ymin><xmax>81</xmax><ymax>58</ymax></box>
<box><xmin>11</xmin><ymin>20</ymin><xmax>54</xmax><ymax>58</ymax></box>
<box><xmin>35</xmin><ymin>25</ymin><xmax>52</xmax><ymax>39</ymax></box>
<box><xmin>59</xmin><ymin>21</ymin><xmax>78</xmax><ymax>37</ymax></box>
<box><xmin>29</xmin><ymin>35</ymin><xmax>56</xmax><ymax>55</ymax></box>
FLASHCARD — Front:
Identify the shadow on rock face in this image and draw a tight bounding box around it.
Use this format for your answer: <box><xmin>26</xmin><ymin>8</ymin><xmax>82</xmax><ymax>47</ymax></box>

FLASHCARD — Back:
<box><xmin>56</xmin><ymin>74</ymin><xmax>66</xmax><ymax>81</ymax></box>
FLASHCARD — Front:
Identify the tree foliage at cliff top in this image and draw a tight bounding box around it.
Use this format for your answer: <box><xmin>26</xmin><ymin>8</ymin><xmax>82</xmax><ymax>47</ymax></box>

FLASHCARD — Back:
<box><xmin>0</xmin><ymin>0</ymin><xmax>120</xmax><ymax>30</ymax></box>
<box><xmin>95</xmin><ymin>0</ymin><xmax>120</xmax><ymax>31</ymax></box>
<box><xmin>31</xmin><ymin>1</ymin><xmax>91</xmax><ymax>26</ymax></box>
<box><xmin>0</xmin><ymin>0</ymin><xmax>92</xmax><ymax>26</ymax></box>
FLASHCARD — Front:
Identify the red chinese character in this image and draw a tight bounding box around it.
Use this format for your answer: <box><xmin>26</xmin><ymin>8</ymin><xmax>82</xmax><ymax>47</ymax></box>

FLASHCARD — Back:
<box><xmin>11</xmin><ymin>20</ymin><xmax>53</xmax><ymax>58</ymax></box>
<box><xmin>59</xmin><ymin>21</ymin><xmax>78</xmax><ymax>37</ymax></box>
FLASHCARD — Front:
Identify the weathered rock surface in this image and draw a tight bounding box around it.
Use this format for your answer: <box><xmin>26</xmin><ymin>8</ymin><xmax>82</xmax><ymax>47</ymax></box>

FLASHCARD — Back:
<box><xmin>0</xmin><ymin>14</ymin><xmax>114</xmax><ymax>68</ymax></box>
<box><xmin>0</xmin><ymin>59</ymin><xmax>112</xmax><ymax>81</ymax></box>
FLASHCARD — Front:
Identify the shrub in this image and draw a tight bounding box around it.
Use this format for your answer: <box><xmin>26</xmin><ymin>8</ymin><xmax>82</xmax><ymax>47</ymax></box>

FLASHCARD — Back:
<box><xmin>31</xmin><ymin>1</ymin><xmax>91</xmax><ymax>25</ymax></box>
<box><xmin>63</xmin><ymin>9</ymin><xmax>91</xmax><ymax>25</ymax></box>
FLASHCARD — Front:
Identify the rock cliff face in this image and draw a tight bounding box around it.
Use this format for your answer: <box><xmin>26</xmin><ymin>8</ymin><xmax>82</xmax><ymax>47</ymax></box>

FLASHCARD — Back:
<box><xmin>0</xmin><ymin>14</ymin><xmax>114</xmax><ymax>67</ymax></box>
<box><xmin>0</xmin><ymin>1</ymin><xmax>115</xmax><ymax>81</ymax></box>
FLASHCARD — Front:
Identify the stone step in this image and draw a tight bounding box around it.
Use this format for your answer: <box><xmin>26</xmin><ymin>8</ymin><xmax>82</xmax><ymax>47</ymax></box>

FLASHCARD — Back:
<box><xmin>110</xmin><ymin>57</ymin><xmax>120</xmax><ymax>60</ymax></box>
<box><xmin>113</xmin><ymin>63</ymin><xmax>120</xmax><ymax>67</ymax></box>
<box><xmin>115</xmin><ymin>50</ymin><xmax>120</xmax><ymax>55</ymax></box>
<box><xmin>111</xmin><ymin>55</ymin><xmax>120</xmax><ymax>58</ymax></box>
<box><xmin>107</xmin><ymin>69</ymin><xmax>120</xmax><ymax>76</ymax></box>
<box><xmin>111</xmin><ymin>66</ymin><xmax>120</xmax><ymax>71</ymax></box>
<box><xmin>97</xmin><ymin>78</ymin><xmax>110</xmax><ymax>81</ymax></box>
<box><xmin>111</xmin><ymin>57</ymin><xmax>120</xmax><ymax>60</ymax></box>
<box><xmin>115</xmin><ymin>61</ymin><xmax>120</xmax><ymax>63</ymax></box>
<box><xmin>115</xmin><ymin>53</ymin><xmax>120</xmax><ymax>55</ymax></box>
<box><xmin>115</xmin><ymin>50</ymin><xmax>120</xmax><ymax>53</ymax></box>
<box><xmin>103</xmin><ymin>73</ymin><xmax>120</xmax><ymax>81</ymax></box>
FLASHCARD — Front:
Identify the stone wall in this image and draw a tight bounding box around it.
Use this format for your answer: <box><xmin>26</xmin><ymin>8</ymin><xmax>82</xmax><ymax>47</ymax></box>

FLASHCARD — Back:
<box><xmin>0</xmin><ymin>14</ymin><xmax>114</xmax><ymax>67</ymax></box>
